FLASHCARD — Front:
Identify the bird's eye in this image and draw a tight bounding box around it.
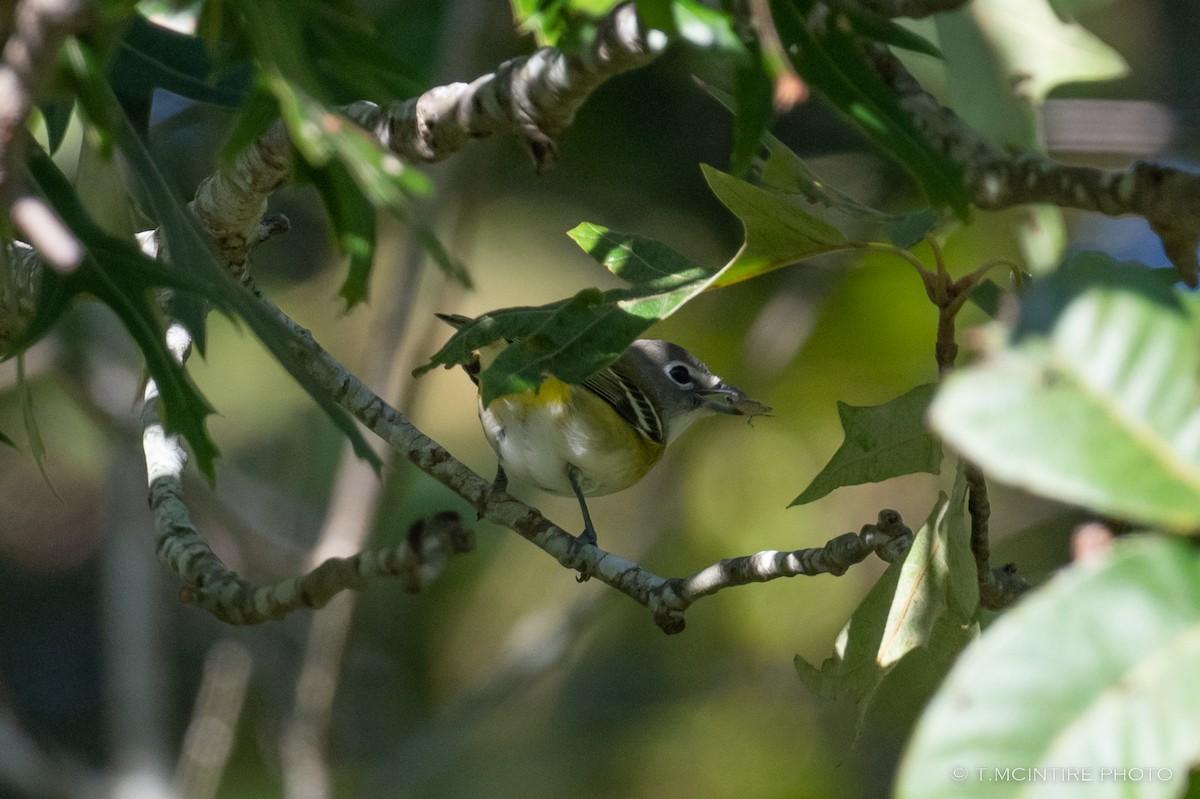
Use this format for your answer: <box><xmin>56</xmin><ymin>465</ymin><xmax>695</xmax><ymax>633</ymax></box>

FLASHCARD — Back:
<box><xmin>665</xmin><ymin>361</ymin><xmax>694</xmax><ymax>388</ymax></box>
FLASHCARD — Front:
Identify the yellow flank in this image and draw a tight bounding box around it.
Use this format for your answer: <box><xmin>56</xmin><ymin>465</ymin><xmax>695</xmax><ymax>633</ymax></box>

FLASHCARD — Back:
<box><xmin>501</xmin><ymin>376</ymin><xmax>573</xmax><ymax>409</ymax></box>
<box><xmin>534</xmin><ymin>376</ymin><xmax>573</xmax><ymax>406</ymax></box>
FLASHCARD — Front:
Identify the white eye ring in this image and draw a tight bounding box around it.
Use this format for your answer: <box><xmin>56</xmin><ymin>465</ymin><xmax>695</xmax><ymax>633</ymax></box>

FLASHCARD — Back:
<box><xmin>663</xmin><ymin>360</ymin><xmax>694</xmax><ymax>388</ymax></box>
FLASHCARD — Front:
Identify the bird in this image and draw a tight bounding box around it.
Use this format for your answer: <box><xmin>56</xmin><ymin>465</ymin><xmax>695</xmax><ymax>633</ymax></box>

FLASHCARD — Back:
<box><xmin>436</xmin><ymin>313</ymin><xmax>771</xmax><ymax>547</ymax></box>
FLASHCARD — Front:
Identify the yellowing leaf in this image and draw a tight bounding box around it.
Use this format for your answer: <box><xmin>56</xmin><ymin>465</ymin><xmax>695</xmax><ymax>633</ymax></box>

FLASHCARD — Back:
<box><xmin>703</xmin><ymin>165</ymin><xmax>852</xmax><ymax>288</ymax></box>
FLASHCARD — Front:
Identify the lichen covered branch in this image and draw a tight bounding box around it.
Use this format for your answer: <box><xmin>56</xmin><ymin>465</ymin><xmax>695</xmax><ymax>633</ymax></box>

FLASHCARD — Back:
<box><xmin>869</xmin><ymin>45</ymin><xmax>1200</xmax><ymax>287</ymax></box>
<box><xmin>145</xmin><ymin>390</ymin><xmax>474</xmax><ymax>624</ymax></box>
<box><xmin>964</xmin><ymin>463</ymin><xmax>1031</xmax><ymax>610</ymax></box>
<box><xmin>668</xmin><ymin>509</ymin><xmax>913</xmax><ymax>605</ymax></box>
<box><xmin>341</xmin><ymin>2</ymin><xmax>666</xmax><ymax>172</ymax></box>
<box><xmin>147</xmin><ymin>287</ymin><xmax>913</xmax><ymax>633</ymax></box>
<box><xmin>192</xmin><ymin>2</ymin><xmax>665</xmax><ymax>278</ymax></box>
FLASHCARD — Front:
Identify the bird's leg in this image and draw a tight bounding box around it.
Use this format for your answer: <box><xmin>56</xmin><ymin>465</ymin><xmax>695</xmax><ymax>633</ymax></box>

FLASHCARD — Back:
<box><xmin>478</xmin><ymin>463</ymin><xmax>509</xmax><ymax>521</ymax></box>
<box><xmin>491</xmin><ymin>463</ymin><xmax>509</xmax><ymax>494</ymax></box>
<box><xmin>567</xmin><ymin>466</ymin><xmax>596</xmax><ymax>583</ymax></box>
<box><xmin>567</xmin><ymin>465</ymin><xmax>597</xmax><ymax>547</ymax></box>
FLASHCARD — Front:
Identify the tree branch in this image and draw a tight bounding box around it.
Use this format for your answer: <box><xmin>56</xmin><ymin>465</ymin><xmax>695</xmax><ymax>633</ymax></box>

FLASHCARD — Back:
<box><xmin>670</xmin><ymin>509</ymin><xmax>913</xmax><ymax>605</ymax></box>
<box><xmin>135</xmin><ymin>1</ymin><xmax>698</xmax><ymax>630</ymax></box>
<box><xmin>144</xmin><ymin>424</ymin><xmax>475</xmax><ymax>624</ymax></box>
<box><xmin>964</xmin><ymin>462</ymin><xmax>1030</xmax><ymax>610</ymax></box>
<box><xmin>868</xmin><ymin>44</ymin><xmax>1200</xmax><ymax>287</ymax></box>
<box><xmin>915</xmin><ymin>238</ymin><xmax>1033</xmax><ymax>611</ymax></box>
<box><xmin>343</xmin><ymin>3</ymin><xmax>665</xmax><ymax>172</ymax></box>
<box><xmin>192</xmin><ymin>1</ymin><xmax>665</xmax><ymax>278</ymax></box>
<box><xmin>144</xmin><ymin>284</ymin><xmax>913</xmax><ymax>633</ymax></box>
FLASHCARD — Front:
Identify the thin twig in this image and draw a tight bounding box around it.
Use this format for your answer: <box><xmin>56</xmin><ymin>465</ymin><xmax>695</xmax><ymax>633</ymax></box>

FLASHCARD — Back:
<box><xmin>671</xmin><ymin>510</ymin><xmax>913</xmax><ymax>607</ymax></box>
<box><xmin>920</xmin><ymin>239</ymin><xmax>1031</xmax><ymax>610</ymax></box>
<box><xmin>964</xmin><ymin>462</ymin><xmax>1030</xmax><ymax>610</ymax></box>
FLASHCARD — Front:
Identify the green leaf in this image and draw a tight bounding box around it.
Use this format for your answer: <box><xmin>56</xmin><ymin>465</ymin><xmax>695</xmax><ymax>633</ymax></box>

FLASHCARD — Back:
<box><xmin>967</xmin><ymin>278</ymin><xmax>1004</xmax><ymax>317</ymax></box>
<box><xmin>37</xmin><ymin>101</ymin><xmax>74</xmax><ymax>155</ymax></box>
<box><xmin>754</xmin><ymin>126</ymin><xmax>940</xmax><ymax>248</ymax></box>
<box><xmin>301</xmin><ymin>3</ymin><xmax>424</xmax><ymax>101</ymax></box>
<box><xmin>115</xmin><ymin>101</ymin><xmax>237</xmax><ymax>355</ymax></box>
<box><xmin>256</xmin><ymin>72</ymin><xmax>467</xmax><ymax>289</ymax></box>
<box><xmin>108</xmin><ymin>14</ymin><xmax>248</xmax><ymax>111</ymax></box>
<box><xmin>821</xmin><ymin>0</ymin><xmax>943</xmax><ymax>59</ymax></box>
<box><xmin>512</xmin><ymin>0</ymin><xmax>731</xmax><ymax>51</ymax></box>
<box><xmin>265</xmin><ymin>71</ymin><xmax>420</xmax><ymax>196</ymax></box>
<box><xmin>881</xmin><ymin>208</ymin><xmax>939</xmax><ymax>250</ymax></box>
<box><xmin>17</xmin><ymin>355</ymin><xmax>57</xmax><ymax>496</ymax></box>
<box><xmin>236</xmin><ymin>1</ymin><xmax>334</xmax><ymax>101</ymax></box>
<box><xmin>217</xmin><ymin>81</ymin><xmax>281</xmax><ymax>165</ymax></box>
<box><xmin>702</xmin><ymin>165</ymin><xmax>852</xmax><ymax>288</ymax></box>
<box><xmin>111</xmin><ymin>104</ymin><xmax>385</xmax><ymax>475</ymax></box>
<box><xmin>417</xmin><ymin>223</ymin><xmax>729</xmax><ymax>404</ymax></box>
<box><xmin>59</xmin><ymin>39</ymin><xmax>118</xmax><ymax>152</ymax></box>
<box><xmin>671</xmin><ymin>0</ymin><xmax>742</xmax><ymax>53</ymax></box>
<box><xmin>479</xmin><ymin>289</ymin><xmax>650</xmax><ymax>404</ymax></box>
<box><xmin>476</xmin><ymin>222</ymin><xmax>725</xmax><ymax>404</ymax></box>
<box><xmin>19</xmin><ymin>148</ymin><xmax>222</xmax><ymax>478</ymax></box>
<box><xmin>511</xmin><ymin>0</ymin><xmax>574</xmax><ymax>47</ymax></box>
<box><xmin>234</xmin><ymin>0</ymin><xmax>432</xmax><ymax>204</ymax></box>
<box><xmin>795</xmin><ymin>544</ymin><xmax>908</xmax><ymax>703</ymax></box>
<box><xmin>706</xmin><ymin>83</ymin><xmax>945</xmax><ymax>245</ymax></box>
<box><xmin>12</xmin><ymin>82</ymin><xmax>385</xmax><ymax>479</ymax></box>
<box><xmin>296</xmin><ymin>158</ymin><xmax>377</xmax><ymax>309</ymax></box>
<box><xmin>730</xmin><ymin>51</ymin><xmax>775</xmax><ymax>178</ymax></box>
<box><xmin>940</xmin><ymin>0</ymin><xmax>1126</xmax><ymax>116</ymax></box>
<box><xmin>753</xmin><ymin>118</ymin><xmax>889</xmax><ymax>218</ymax></box>
<box><xmin>897</xmin><ymin>534</ymin><xmax>1200</xmax><ymax>799</ymax></box>
<box><xmin>416</xmin><ymin>302</ymin><xmax>567</xmax><ymax>381</ymax></box>
<box><xmin>797</xmin><ymin>474</ymin><xmax>977</xmax><ymax>733</ymax></box>
<box><xmin>568</xmin><ymin>221</ymin><xmax>713</xmax><ymax>289</ymax></box>
<box><xmin>769</xmin><ymin>0</ymin><xmax>970</xmax><ymax>217</ymax></box>
<box><xmin>420</xmin><ymin>202</ymin><xmax>849</xmax><ymax>402</ymax></box>
<box><xmin>931</xmin><ymin>253</ymin><xmax>1200</xmax><ymax>532</ymax></box>
<box><xmin>792</xmin><ymin>383</ymin><xmax>942</xmax><ymax>505</ymax></box>
<box><xmin>935</xmin><ymin>0</ymin><xmax>1125</xmax><ymax>274</ymax></box>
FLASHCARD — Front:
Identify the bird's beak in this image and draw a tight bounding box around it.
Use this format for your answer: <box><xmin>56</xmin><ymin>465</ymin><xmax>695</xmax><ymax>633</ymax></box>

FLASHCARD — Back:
<box><xmin>697</xmin><ymin>384</ymin><xmax>773</xmax><ymax>417</ymax></box>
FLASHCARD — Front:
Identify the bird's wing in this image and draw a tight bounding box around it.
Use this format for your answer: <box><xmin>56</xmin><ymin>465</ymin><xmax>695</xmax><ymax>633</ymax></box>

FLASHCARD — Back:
<box><xmin>581</xmin><ymin>365</ymin><xmax>664</xmax><ymax>444</ymax></box>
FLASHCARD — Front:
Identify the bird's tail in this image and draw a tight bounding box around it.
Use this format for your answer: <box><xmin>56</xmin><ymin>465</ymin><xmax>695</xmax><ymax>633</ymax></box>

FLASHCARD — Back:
<box><xmin>434</xmin><ymin>312</ymin><xmax>472</xmax><ymax>329</ymax></box>
<box><xmin>434</xmin><ymin>312</ymin><xmax>483</xmax><ymax>383</ymax></box>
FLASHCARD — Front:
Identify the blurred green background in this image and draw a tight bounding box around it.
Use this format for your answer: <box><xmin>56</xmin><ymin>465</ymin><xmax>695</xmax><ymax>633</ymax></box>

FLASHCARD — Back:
<box><xmin>0</xmin><ymin>0</ymin><xmax>1192</xmax><ymax>796</ymax></box>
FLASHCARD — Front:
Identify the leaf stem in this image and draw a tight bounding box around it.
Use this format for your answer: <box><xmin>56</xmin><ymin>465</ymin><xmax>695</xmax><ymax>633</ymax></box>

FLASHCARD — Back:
<box><xmin>870</xmin><ymin>237</ymin><xmax>1031</xmax><ymax>610</ymax></box>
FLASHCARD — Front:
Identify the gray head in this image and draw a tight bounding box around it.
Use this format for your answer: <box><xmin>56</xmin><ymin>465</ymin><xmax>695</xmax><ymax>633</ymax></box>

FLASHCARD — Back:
<box><xmin>618</xmin><ymin>339</ymin><xmax>769</xmax><ymax>444</ymax></box>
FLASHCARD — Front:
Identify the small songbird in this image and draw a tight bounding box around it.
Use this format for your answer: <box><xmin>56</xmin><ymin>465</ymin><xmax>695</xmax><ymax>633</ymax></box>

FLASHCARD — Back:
<box><xmin>437</xmin><ymin>313</ymin><xmax>771</xmax><ymax>546</ymax></box>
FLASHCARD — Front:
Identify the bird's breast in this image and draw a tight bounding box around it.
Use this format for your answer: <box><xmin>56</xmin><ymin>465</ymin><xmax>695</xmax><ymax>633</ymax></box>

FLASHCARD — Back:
<box><xmin>479</xmin><ymin>377</ymin><xmax>664</xmax><ymax>497</ymax></box>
